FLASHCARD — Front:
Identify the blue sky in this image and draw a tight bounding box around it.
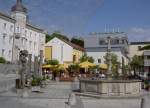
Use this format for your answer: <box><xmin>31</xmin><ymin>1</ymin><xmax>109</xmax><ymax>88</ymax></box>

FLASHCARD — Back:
<box><xmin>0</xmin><ymin>0</ymin><xmax>150</xmax><ymax>41</ymax></box>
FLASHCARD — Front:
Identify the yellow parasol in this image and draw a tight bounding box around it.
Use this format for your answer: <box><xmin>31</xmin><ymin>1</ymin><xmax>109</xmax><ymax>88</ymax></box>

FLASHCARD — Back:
<box><xmin>42</xmin><ymin>64</ymin><xmax>53</xmax><ymax>68</ymax></box>
<box><xmin>79</xmin><ymin>61</ymin><xmax>96</xmax><ymax>72</ymax></box>
<box><xmin>99</xmin><ymin>63</ymin><xmax>108</xmax><ymax>70</ymax></box>
<box><xmin>79</xmin><ymin>61</ymin><xmax>96</xmax><ymax>68</ymax></box>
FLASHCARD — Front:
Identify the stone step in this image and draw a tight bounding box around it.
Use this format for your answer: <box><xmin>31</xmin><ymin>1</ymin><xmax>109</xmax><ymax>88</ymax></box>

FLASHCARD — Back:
<box><xmin>0</xmin><ymin>74</ymin><xmax>17</xmax><ymax>93</ymax></box>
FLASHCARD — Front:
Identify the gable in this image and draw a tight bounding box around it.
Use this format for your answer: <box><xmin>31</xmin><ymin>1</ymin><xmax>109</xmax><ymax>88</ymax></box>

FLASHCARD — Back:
<box><xmin>45</xmin><ymin>37</ymin><xmax>72</xmax><ymax>48</ymax></box>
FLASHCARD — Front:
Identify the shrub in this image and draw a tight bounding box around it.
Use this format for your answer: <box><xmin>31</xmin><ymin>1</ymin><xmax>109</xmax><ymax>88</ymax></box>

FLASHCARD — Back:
<box><xmin>31</xmin><ymin>76</ymin><xmax>42</xmax><ymax>86</ymax></box>
<box><xmin>0</xmin><ymin>57</ymin><xmax>6</xmax><ymax>63</ymax></box>
<box><xmin>46</xmin><ymin>75</ymin><xmax>50</xmax><ymax>79</ymax></box>
<box><xmin>46</xmin><ymin>59</ymin><xmax>59</xmax><ymax>65</ymax></box>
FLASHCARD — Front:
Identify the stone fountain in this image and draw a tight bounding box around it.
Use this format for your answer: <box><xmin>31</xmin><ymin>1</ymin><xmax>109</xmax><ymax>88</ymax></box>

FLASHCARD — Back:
<box><xmin>79</xmin><ymin>36</ymin><xmax>142</xmax><ymax>96</ymax></box>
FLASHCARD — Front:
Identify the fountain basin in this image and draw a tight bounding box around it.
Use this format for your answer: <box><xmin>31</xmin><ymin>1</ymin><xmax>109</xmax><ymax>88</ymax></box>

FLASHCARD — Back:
<box><xmin>79</xmin><ymin>78</ymin><xmax>141</xmax><ymax>96</ymax></box>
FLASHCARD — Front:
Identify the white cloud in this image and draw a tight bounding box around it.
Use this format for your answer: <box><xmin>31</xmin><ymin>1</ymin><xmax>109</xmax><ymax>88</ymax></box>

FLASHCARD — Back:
<box><xmin>128</xmin><ymin>27</ymin><xmax>150</xmax><ymax>41</ymax></box>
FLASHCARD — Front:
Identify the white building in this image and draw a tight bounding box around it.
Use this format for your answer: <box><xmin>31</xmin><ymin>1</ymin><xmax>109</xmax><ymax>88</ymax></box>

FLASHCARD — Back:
<box><xmin>0</xmin><ymin>0</ymin><xmax>45</xmax><ymax>62</ymax></box>
<box><xmin>45</xmin><ymin>37</ymin><xmax>85</xmax><ymax>64</ymax></box>
<box><xmin>84</xmin><ymin>32</ymin><xmax>129</xmax><ymax>66</ymax></box>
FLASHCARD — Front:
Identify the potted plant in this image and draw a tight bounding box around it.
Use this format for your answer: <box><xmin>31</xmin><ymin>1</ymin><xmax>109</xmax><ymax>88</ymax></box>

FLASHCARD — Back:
<box><xmin>31</xmin><ymin>77</ymin><xmax>42</xmax><ymax>92</ymax></box>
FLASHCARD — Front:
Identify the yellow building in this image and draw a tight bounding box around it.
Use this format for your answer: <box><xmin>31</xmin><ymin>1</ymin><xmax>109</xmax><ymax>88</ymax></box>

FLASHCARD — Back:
<box><xmin>72</xmin><ymin>46</ymin><xmax>85</xmax><ymax>63</ymax></box>
<box><xmin>44</xmin><ymin>46</ymin><xmax>52</xmax><ymax>60</ymax></box>
<box><xmin>44</xmin><ymin>37</ymin><xmax>85</xmax><ymax>65</ymax></box>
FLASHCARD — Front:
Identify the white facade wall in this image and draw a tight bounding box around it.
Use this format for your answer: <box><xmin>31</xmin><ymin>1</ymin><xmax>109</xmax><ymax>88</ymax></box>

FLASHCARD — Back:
<box><xmin>25</xmin><ymin>28</ymin><xmax>40</xmax><ymax>59</ymax></box>
<box><xmin>45</xmin><ymin>38</ymin><xmax>73</xmax><ymax>64</ymax></box>
<box><xmin>0</xmin><ymin>1</ymin><xmax>45</xmax><ymax>62</ymax></box>
<box><xmin>0</xmin><ymin>18</ymin><xmax>15</xmax><ymax>61</ymax></box>
<box><xmin>87</xmin><ymin>51</ymin><xmax>128</xmax><ymax>65</ymax></box>
<box><xmin>129</xmin><ymin>44</ymin><xmax>148</xmax><ymax>59</ymax></box>
<box><xmin>0</xmin><ymin>14</ymin><xmax>45</xmax><ymax>62</ymax></box>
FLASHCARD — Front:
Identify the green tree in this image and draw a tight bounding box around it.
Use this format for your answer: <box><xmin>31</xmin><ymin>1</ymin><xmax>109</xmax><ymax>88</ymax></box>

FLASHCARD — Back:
<box><xmin>45</xmin><ymin>32</ymin><xmax>69</xmax><ymax>43</ymax></box>
<box><xmin>71</xmin><ymin>37</ymin><xmax>84</xmax><ymax>48</ymax></box>
<box><xmin>140</xmin><ymin>45</ymin><xmax>150</xmax><ymax>50</ymax></box>
<box><xmin>45</xmin><ymin>34</ymin><xmax>52</xmax><ymax>43</ymax></box>
<box><xmin>0</xmin><ymin>57</ymin><xmax>6</xmax><ymax>63</ymax></box>
<box><xmin>79</xmin><ymin>54</ymin><xmax>94</xmax><ymax>63</ymax></box>
<box><xmin>68</xmin><ymin>63</ymin><xmax>80</xmax><ymax>75</ymax></box>
<box><xmin>130</xmin><ymin>55</ymin><xmax>143</xmax><ymax>74</ymax></box>
<box><xmin>46</xmin><ymin>59</ymin><xmax>59</xmax><ymax>65</ymax></box>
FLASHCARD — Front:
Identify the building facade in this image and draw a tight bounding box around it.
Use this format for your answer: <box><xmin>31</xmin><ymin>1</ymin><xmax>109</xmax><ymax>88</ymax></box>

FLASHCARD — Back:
<box><xmin>45</xmin><ymin>37</ymin><xmax>85</xmax><ymax>65</ymax></box>
<box><xmin>0</xmin><ymin>0</ymin><xmax>45</xmax><ymax>62</ymax></box>
<box><xmin>129</xmin><ymin>42</ymin><xmax>150</xmax><ymax>74</ymax></box>
<box><xmin>144</xmin><ymin>51</ymin><xmax>150</xmax><ymax>74</ymax></box>
<box><xmin>84</xmin><ymin>32</ymin><xmax>129</xmax><ymax>66</ymax></box>
<box><xmin>129</xmin><ymin>42</ymin><xmax>150</xmax><ymax>58</ymax></box>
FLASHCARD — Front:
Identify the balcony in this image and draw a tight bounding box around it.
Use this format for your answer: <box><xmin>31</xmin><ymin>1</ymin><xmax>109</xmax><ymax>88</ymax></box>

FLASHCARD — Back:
<box><xmin>144</xmin><ymin>51</ymin><xmax>150</xmax><ymax>56</ymax></box>
<box><xmin>144</xmin><ymin>60</ymin><xmax>150</xmax><ymax>66</ymax></box>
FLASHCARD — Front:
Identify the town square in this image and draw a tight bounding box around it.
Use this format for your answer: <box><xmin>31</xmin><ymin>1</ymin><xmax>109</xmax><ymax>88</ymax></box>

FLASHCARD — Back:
<box><xmin>0</xmin><ymin>0</ymin><xmax>150</xmax><ymax>108</ymax></box>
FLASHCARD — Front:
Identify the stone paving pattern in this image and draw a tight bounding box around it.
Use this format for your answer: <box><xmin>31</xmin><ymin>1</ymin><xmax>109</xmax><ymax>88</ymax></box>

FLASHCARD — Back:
<box><xmin>0</xmin><ymin>81</ymin><xmax>150</xmax><ymax>108</ymax></box>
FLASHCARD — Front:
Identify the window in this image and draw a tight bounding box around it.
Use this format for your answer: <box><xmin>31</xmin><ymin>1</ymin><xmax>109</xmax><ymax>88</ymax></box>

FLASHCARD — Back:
<box><xmin>3</xmin><ymin>23</ymin><xmax>6</xmax><ymax>29</ymax></box>
<box><xmin>10</xmin><ymin>25</ymin><xmax>13</xmax><ymax>32</ymax></box>
<box><xmin>3</xmin><ymin>34</ymin><xmax>6</xmax><ymax>44</ymax></box>
<box><xmin>116</xmin><ymin>39</ymin><xmax>119</xmax><ymax>44</ymax></box>
<box><xmin>34</xmin><ymin>42</ymin><xmax>36</xmax><ymax>50</ymax></box>
<box><xmin>9</xmin><ymin>36</ymin><xmax>13</xmax><ymax>44</ymax></box>
<box><xmin>99</xmin><ymin>40</ymin><xmax>105</xmax><ymax>45</ymax></box>
<box><xmin>73</xmin><ymin>55</ymin><xmax>76</xmax><ymax>63</ymax></box>
<box><xmin>25</xmin><ymin>30</ymin><xmax>27</xmax><ymax>37</ymax></box>
<box><xmin>21</xmin><ymin>38</ymin><xmax>24</xmax><ymax>45</ymax></box>
<box><xmin>147</xmin><ymin>56</ymin><xmax>150</xmax><ymax>60</ymax></box>
<box><xmin>8</xmin><ymin>50</ymin><xmax>11</xmax><ymax>57</ymax></box>
<box><xmin>30</xmin><ymin>32</ymin><xmax>32</xmax><ymax>37</ymax></box>
<box><xmin>17</xmin><ymin>27</ymin><xmax>19</xmax><ymax>32</ymax></box>
<box><xmin>122</xmin><ymin>40</ymin><xmax>125</xmax><ymax>44</ymax></box>
<box><xmin>35</xmin><ymin>33</ymin><xmax>37</xmax><ymax>39</ymax></box>
<box><xmin>2</xmin><ymin>49</ymin><xmax>5</xmax><ymax>56</ymax></box>
<box><xmin>61</xmin><ymin>45</ymin><xmax>63</xmax><ymax>61</ymax></box>
<box><xmin>29</xmin><ymin>41</ymin><xmax>32</xmax><ymax>47</ymax></box>
<box><xmin>98</xmin><ymin>59</ymin><xmax>101</xmax><ymax>63</ymax></box>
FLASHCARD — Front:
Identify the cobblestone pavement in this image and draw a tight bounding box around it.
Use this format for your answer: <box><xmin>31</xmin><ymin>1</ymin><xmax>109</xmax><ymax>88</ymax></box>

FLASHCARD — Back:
<box><xmin>0</xmin><ymin>81</ymin><xmax>150</xmax><ymax>108</ymax></box>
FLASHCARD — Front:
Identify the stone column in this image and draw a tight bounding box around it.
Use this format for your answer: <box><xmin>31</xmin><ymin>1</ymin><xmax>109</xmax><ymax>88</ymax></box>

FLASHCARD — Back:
<box><xmin>107</xmin><ymin>36</ymin><xmax>112</xmax><ymax>79</ymax></box>
<box><xmin>39</xmin><ymin>50</ymin><xmax>43</xmax><ymax>77</ymax></box>
<box><xmin>34</xmin><ymin>56</ymin><xmax>39</xmax><ymax>77</ymax></box>
<box><xmin>27</xmin><ymin>54</ymin><xmax>32</xmax><ymax>79</ymax></box>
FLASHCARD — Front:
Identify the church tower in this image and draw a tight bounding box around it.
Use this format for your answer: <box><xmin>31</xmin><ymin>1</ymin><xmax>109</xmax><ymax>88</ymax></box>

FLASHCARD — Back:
<box><xmin>11</xmin><ymin>0</ymin><xmax>27</xmax><ymax>37</ymax></box>
<box><xmin>11</xmin><ymin>0</ymin><xmax>28</xmax><ymax>62</ymax></box>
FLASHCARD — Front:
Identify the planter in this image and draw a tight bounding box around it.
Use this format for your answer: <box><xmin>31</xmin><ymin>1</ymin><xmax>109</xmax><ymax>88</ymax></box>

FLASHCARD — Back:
<box><xmin>31</xmin><ymin>86</ymin><xmax>41</xmax><ymax>92</ymax></box>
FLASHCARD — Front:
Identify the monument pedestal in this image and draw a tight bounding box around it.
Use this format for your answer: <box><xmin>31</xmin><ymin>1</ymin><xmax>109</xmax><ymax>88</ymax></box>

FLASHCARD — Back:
<box><xmin>80</xmin><ymin>78</ymin><xmax>141</xmax><ymax>96</ymax></box>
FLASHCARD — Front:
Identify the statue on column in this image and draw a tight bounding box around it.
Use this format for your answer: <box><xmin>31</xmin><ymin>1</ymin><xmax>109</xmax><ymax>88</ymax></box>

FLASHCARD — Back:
<box><xmin>19</xmin><ymin>50</ymin><xmax>28</xmax><ymax>89</ymax></box>
<box><xmin>106</xmin><ymin>36</ymin><xmax>112</xmax><ymax>79</ymax></box>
